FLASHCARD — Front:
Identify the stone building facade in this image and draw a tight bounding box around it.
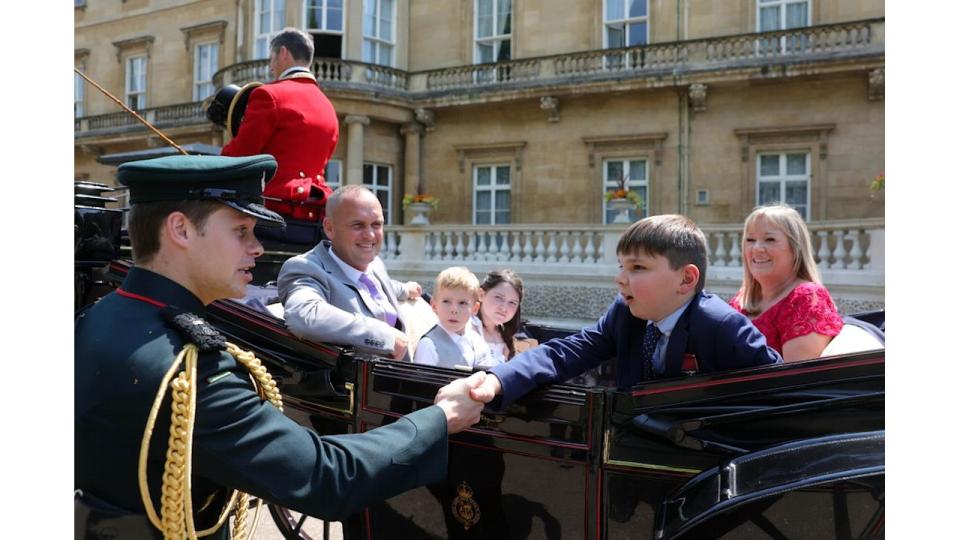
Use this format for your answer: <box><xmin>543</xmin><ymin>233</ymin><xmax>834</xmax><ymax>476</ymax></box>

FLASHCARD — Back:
<box><xmin>75</xmin><ymin>0</ymin><xmax>885</xmax><ymax>321</ymax></box>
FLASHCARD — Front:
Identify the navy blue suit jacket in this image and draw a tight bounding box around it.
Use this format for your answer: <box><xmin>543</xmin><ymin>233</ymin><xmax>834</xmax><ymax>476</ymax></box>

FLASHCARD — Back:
<box><xmin>490</xmin><ymin>292</ymin><xmax>781</xmax><ymax>406</ymax></box>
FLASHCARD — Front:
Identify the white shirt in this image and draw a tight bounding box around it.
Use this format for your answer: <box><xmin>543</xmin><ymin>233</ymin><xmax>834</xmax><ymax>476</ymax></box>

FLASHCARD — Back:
<box><xmin>414</xmin><ymin>323</ymin><xmax>495</xmax><ymax>370</ymax></box>
<box><xmin>649</xmin><ymin>298</ymin><xmax>693</xmax><ymax>374</ymax></box>
<box><xmin>470</xmin><ymin>316</ymin><xmax>509</xmax><ymax>365</ymax></box>
<box><xmin>327</xmin><ymin>247</ymin><xmax>388</xmax><ymax>301</ymax></box>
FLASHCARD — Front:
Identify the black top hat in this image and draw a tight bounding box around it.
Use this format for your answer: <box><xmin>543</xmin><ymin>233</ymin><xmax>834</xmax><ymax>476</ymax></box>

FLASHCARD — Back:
<box><xmin>117</xmin><ymin>154</ymin><xmax>286</xmax><ymax>228</ymax></box>
<box><xmin>206</xmin><ymin>82</ymin><xmax>264</xmax><ymax>138</ymax></box>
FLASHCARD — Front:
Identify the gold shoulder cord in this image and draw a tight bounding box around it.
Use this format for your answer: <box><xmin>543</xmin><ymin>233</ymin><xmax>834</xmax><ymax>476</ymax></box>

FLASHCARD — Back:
<box><xmin>137</xmin><ymin>342</ymin><xmax>284</xmax><ymax>540</ymax></box>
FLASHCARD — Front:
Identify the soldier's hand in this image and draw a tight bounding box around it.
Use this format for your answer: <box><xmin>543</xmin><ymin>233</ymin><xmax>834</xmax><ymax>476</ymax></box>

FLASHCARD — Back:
<box><xmin>391</xmin><ymin>330</ymin><xmax>409</xmax><ymax>360</ymax></box>
<box><xmin>469</xmin><ymin>372</ymin><xmax>502</xmax><ymax>404</ymax></box>
<box><xmin>434</xmin><ymin>371</ymin><xmax>486</xmax><ymax>434</ymax></box>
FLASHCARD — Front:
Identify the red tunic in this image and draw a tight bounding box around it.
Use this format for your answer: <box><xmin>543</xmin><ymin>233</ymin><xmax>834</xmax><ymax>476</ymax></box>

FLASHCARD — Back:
<box><xmin>729</xmin><ymin>282</ymin><xmax>843</xmax><ymax>354</ymax></box>
<box><xmin>222</xmin><ymin>75</ymin><xmax>338</xmax><ymax>222</ymax></box>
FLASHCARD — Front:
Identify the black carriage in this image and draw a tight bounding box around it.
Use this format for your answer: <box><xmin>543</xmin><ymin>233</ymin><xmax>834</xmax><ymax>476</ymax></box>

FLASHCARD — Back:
<box><xmin>75</xmin><ymin>191</ymin><xmax>884</xmax><ymax>540</ymax></box>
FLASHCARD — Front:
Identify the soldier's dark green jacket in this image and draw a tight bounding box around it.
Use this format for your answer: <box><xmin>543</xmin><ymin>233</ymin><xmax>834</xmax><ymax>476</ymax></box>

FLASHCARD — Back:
<box><xmin>75</xmin><ymin>267</ymin><xmax>448</xmax><ymax>530</ymax></box>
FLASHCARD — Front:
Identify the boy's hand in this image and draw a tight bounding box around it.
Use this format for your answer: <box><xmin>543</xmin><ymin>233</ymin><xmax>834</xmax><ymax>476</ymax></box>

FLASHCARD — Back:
<box><xmin>469</xmin><ymin>374</ymin><xmax>502</xmax><ymax>403</ymax></box>
<box><xmin>434</xmin><ymin>371</ymin><xmax>487</xmax><ymax>433</ymax></box>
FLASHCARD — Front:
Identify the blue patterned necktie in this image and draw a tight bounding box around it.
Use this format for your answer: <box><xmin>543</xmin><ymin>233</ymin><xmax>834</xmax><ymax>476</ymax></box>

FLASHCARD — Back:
<box><xmin>358</xmin><ymin>273</ymin><xmax>398</xmax><ymax>327</ymax></box>
<box><xmin>641</xmin><ymin>323</ymin><xmax>663</xmax><ymax>381</ymax></box>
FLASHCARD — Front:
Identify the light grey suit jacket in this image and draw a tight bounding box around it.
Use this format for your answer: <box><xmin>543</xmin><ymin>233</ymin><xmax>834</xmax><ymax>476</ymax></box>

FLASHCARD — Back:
<box><xmin>278</xmin><ymin>241</ymin><xmax>409</xmax><ymax>357</ymax></box>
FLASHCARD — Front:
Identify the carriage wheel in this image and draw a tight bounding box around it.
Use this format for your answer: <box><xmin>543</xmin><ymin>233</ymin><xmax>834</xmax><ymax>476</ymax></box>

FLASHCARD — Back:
<box><xmin>267</xmin><ymin>503</ymin><xmax>339</xmax><ymax>540</ymax></box>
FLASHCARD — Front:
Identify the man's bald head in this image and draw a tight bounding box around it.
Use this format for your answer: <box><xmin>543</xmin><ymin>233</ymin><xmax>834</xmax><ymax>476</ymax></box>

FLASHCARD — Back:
<box><xmin>323</xmin><ymin>185</ymin><xmax>385</xmax><ymax>271</ymax></box>
<box><xmin>326</xmin><ymin>185</ymin><xmax>381</xmax><ymax>221</ymax></box>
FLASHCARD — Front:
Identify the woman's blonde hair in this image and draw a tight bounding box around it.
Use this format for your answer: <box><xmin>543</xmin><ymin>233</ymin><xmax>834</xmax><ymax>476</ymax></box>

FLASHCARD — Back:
<box><xmin>739</xmin><ymin>204</ymin><xmax>821</xmax><ymax>314</ymax></box>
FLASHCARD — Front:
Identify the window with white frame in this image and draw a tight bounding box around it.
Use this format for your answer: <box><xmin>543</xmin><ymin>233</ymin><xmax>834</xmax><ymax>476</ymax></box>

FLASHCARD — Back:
<box><xmin>254</xmin><ymin>0</ymin><xmax>286</xmax><ymax>59</ymax></box>
<box><xmin>603</xmin><ymin>158</ymin><xmax>648</xmax><ymax>224</ymax></box>
<box><xmin>475</xmin><ymin>0</ymin><xmax>511</xmax><ymax>64</ymax></box>
<box><xmin>325</xmin><ymin>159</ymin><xmax>342</xmax><ymax>190</ymax></box>
<box><xmin>193</xmin><ymin>42</ymin><xmax>219</xmax><ymax>101</ymax></box>
<box><xmin>604</xmin><ymin>0</ymin><xmax>649</xmax><ymax>49</ymax></box>
<box><xmin>125</xmin><ymin>55</ymin><xmax>147</xmax><ymax>110</ymax></box>
<box><xmin>757</xmin><ymin>152</ymin><xmax>810</xmax><ymax>219</ymax></box>
<box><xmin>363</xmin><ymin>163</ymin><xmax>393</xmax><ymax>224</ymax></box>
<box><xmin>362</xmin><ymin>0</ymin><xmax>395</xmax><ymax>66</ymax></box>
<box><xmin>74</xmin><ymin>70</ymin><xmax>84</xmax><ymax>118</ymax></box>
<box><xmin>305</xmin><ymin>0</ymin><xmax>344</xmax><ymax>59</ymax></box>
<box><xmin>473</xmin><ymin>164</ymin><xmax>511</xmax><ymax>225</ymax></box>
<box><xmin>757</xmin><ymin>0</ymin><xmax>810</xmax><ymax>53</ymax></box>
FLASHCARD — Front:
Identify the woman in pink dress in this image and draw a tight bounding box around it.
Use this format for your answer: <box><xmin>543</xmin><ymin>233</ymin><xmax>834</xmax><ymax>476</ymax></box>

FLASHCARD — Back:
<box><xmin>729</xmin><ymin>204</ymin><xmax>843</xmax><ymax>361</ymax></box>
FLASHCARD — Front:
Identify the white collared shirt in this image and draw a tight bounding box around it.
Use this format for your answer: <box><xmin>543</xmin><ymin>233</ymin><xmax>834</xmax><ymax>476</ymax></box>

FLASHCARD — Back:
<box><xmin>278</xmin><ymin>65</ymin><xmax>311</xmax><ymax>79</ymax></box>
<box><xmin>414</xmin><ymin>324</ymin><xmax>494</xmax><ymax>369</ymax></box>
<box><xmin>649</xmin><ymin>298</ymin><xmax>694</xmax><ymax>374</ymax></box>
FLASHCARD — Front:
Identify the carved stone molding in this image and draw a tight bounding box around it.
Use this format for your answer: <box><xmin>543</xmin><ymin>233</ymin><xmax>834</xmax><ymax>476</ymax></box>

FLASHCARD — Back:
<box><xmin>540</xmin><ymin>96</ymin><xmax>560</xmax><ymax>122</ymax></box>
<box><xmin>344</xmin><ymin>114</ymin><xmax>371</xmax><ymax>126</ymax></box>
<box><xmin>75</xmin><ymin>48</ymin><xmax>91</xmax><ymax>70</ymax></box>
<box><xmin>180</xmin><ymin>20</ymin><xmax>229</xmax><ymax>50</ymax></box>
<box><xmin>112</xmin><ymin>35</ymin><xmax>155</xmax><ymax>63</ymax></box>
<box><xmin>733</xmin><ymin>124</ymin><xmax>836</xmax><ymax>162</ymax></box>
<box><xmin>453</xmin><ymin>142</ymin><xmax>527</xmax><ymax>173</ymax></box>
<box><xmin>400</xmin><ymin>122</ymin><xmax>424</xmax><ymax>136</ymax></box>
<box><xmin>868</xmin><ymin>68</ymin><xmax>884</xmax><ymax>101</ymax></box>
<box><xmin>414</xmin><ymin>108</ymin><xmax>436</xmax><ymax>131</ymax></box>
<box><xmin>581</xmin><ymin>133</ymin><xmax>668</xmax><ymax>168</ymax></box>
<box><xmin>689</xmin><ymin>83</ymin><xmax>708</xmax><ymax>112</ymax></box>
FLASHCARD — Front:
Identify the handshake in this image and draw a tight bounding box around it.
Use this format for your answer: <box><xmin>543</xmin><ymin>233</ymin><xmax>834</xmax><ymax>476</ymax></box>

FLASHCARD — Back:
<box><xmin>432</xmin><ymin>372</ymin><xmax>504</xmax><ymax>434</ymax></box>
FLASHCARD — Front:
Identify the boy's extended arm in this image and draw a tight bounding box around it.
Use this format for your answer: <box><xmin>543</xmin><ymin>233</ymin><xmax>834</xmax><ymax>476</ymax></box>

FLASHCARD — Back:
<box><xmin>715</xmin><ymin>310</ymin><xmax>783</xmax><ymax>368</ymax></box>
<box><xmin>483</xmin><ymin>302</ymin><xmax>621</xmax><ymax>407</ymax></box>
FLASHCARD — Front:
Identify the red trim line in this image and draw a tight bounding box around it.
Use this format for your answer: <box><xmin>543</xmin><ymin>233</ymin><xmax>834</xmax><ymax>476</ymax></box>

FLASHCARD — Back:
<box><xmin>631</xmin><ymin>356</ymin><xmax>884</xmax><ymax>397</ymax></box>
<box><xmin>116</xmin><ymin>288</ymin><xmax>167</xmax><ymax>308</ymax></box>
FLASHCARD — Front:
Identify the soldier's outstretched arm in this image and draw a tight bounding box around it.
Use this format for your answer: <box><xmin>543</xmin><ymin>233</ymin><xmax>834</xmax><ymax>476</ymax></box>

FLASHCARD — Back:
<box><xmin>191</xmin><ymin>351</ymin><xmax>451</xmax><ymax>520</ymax></box>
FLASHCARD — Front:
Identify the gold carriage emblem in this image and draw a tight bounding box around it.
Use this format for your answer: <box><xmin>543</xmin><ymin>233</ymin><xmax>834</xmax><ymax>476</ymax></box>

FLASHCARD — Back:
<box><xmin>451</xmin><ymin>481</ymin><xmax>481</xmax><ymax>531</ymax></box>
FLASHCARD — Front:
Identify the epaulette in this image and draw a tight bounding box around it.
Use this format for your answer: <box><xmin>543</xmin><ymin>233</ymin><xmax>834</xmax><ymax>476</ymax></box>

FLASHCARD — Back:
<box><xmin>161</xmin><ymin>307</ymin><xmax>226</xmax><ymax>353</ymax></box>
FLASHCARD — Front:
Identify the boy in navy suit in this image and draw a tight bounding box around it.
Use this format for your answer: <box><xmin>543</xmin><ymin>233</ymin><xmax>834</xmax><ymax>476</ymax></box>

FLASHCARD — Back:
<box><xmin>470</xmin><ymin>214</ymin><xmax>782</xmax><ymax>407</ymax></box>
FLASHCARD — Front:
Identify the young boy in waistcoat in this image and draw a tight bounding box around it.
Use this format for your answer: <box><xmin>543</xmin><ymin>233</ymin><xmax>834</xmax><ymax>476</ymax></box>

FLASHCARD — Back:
<box><xmin>414</xmin><ymin>267</ymin><xmax>496</xmax><ymax>370</ymax></box>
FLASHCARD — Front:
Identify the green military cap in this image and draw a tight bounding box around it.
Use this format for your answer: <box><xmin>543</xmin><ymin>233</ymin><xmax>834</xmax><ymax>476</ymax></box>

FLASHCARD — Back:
<box><xmin>118</xmin><ymin>154</ymin><xmax>286</xmax><ymax>228</ymax></box>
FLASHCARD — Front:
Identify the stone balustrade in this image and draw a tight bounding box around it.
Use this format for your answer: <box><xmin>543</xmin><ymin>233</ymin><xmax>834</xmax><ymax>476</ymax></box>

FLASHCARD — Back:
<box><xmin>212</xmin><ymin>57</ymin><xmax>408</xmax><ymax>91</ymax></box>
<box><xmin>382</xmin><ymin>219</ymin><xmax>884</xmax><ymax>323</ymax></box>
<box><xmin>78</xmin><ymin>101</ymin><xmax>207</xmax><ymax>133</ymax></box>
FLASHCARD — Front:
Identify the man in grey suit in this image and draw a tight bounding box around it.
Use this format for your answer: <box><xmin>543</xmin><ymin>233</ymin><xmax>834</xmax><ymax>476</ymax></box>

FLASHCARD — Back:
<box><xmin>278</xmin><ymin>185</ymin><xmax>422</xmax><ymax>360</ymax></box>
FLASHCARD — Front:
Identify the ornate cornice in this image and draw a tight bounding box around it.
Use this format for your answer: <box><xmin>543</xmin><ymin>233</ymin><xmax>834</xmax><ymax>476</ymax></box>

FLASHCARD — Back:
<box><xmin>581</xmin><ymin>133</ymin><xmax>668</xmax><ymax>167</ymax></box>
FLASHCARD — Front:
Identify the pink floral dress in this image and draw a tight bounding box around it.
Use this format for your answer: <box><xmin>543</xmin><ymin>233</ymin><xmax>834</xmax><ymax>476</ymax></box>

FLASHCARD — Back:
<box><xmin>729</xmin><ymin>282</ymin><xmax>844</xmax><ymax>354</ymax></box>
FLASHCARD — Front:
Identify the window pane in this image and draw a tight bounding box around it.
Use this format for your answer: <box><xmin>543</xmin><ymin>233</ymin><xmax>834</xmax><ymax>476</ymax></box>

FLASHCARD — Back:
<box><xmin>628</xmin><ymin>0</ymin><xmax>646</xmax><ymax>18</ymax></box>
<box><xmin>377</xmin><ymin>165</ymin><xmax>389</xmax><ymax>186</ymax></box>
<box><xmin>363</xmin><ymin>40</ymin><xmax>375</xmax><ymax>63</ymax></box>
<box><xmin>629</xmin><ymin>160</ymin><xmax>646</xmax><ymax>181</ymax></box>
<box><xmin>477</xmin><ymin>43</ymin><xmax>493</xmax><ymax>63</ymax></box>
<box><xmin>328</xmin><ymin>6</ymin><xmax>343</xmax><ymax>30</ymax></box>
<box><xmin>381</xmin><ymin>0</ymin><xmax>393</xmax><ymax>40</ymax></box>
<box><xmin>635</xmin><ymin>186</ymin><xmax>648</xmax><ymax>211</ymax></box>
<box><xmin>495</xmin><ymin>190</ymin><xmax>510</xmax><ymax>210</ymax></box>
<box><xmin>477</xmin><ymin>191</ymin><xmax>491</xmax><ymax>210</ymax></box>
<box><xmin>363</xmin><ymin>164</ymin><xmax>374</xmax><ymax>183</ymax></box>
<box><xmin>785</xmin><ymin>180</ymin><xmax>807</xmax><ymax>206</ymax></box>
<box><xmin>495</xmin><ymin>166</ymin><xmax>510</xmax><ymax>185</ymax></box>
<box><xmin>363</xmin><ymin>0</ymin><xmax>376</xmax><ymax>35</ymax></box>
<box><xmin>496</xmin><ymin>39</ymin><xmax>511</xmax><ymax>61</ymax></box>
<box><xmin>325</xmin><ymin>160</ymin><xmax>341</xmax><ymax>188</ymax></box>
<box><xmin>494</xmin><ymin>210</ymin><xmax>510</xmax><ymax>224</ymax></box>
<box><xmin>786</xmin><ymin>153</ymin><xmax>807</xmax><ymax>175</ymax></box>
<box><xmin>476</xmin><ymin>210</ymin><xmax>491</xmax><ymax>224</ymax></box>
<box><xmin>606</xmin><ymin>24</ymin><xmax>625</xmax><ymax>48</ymax></box>
<box><xmin>759</xmin><ymin>155</ymin><xmax>780</xmax><ymax>176</ymax></box>
<box><xmin>379</xmin><ymin>45</ymin><xmax>391</xmax><ymax>65</ymax></box>
<box><xmin>606</xmin><ymin>0</ymin><xmax>624</xmax><ymax>21</ymax></box>
<box><xmin>497</xmin><ymin>0</ymin><xmax>511</xmax><ymax>35</ymax></box>
<box><xmin>476</xmin><ymin>167</ymin><xmax>491</xmax><ymax>186</ymax></box>
<box><xmin>628</xmin><ymin>22</ymin><xmax>647</xmax><ymax>46</ymax></box>
<box><xmin>606</xmin><ymin>160</ymin><xmax>623</xmax><ymax>183</ymax></box>
<box><xmin>785</xmin><ymin>2</ymin><xmax>808</xmax><ymax>29</ymax></box>
<box><xmin>478</xmin><ymin>0</ymin><xmax>493</xmax><ymax>37</ymax></box>
<box><xmin>759</xmin><ymin>5</ymin><xmax>780</xmax><ymax>31</ymax></box>
<box><xmin>758</xmin><ymin>181</ymin><xmax>781</xmax><ymax>205</ymax></box>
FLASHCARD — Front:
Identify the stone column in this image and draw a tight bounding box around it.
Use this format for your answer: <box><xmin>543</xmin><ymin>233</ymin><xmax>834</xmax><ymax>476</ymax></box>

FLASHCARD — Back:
<box><xmin>400</xmin><ymin>122</ymin><xmax>424</xmax><ymax>200</ymax></box>
<box><xmin>344</xmin><ymin>115</ymin><xmax>370</xmax><ymax>185</ymax></box>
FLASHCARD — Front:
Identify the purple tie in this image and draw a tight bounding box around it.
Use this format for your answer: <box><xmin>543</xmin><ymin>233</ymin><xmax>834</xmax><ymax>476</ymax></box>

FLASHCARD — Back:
<box><xmin>358</xmin><ymin>273</ymin><xmax>398</xmax><ymax>327</ymax></box>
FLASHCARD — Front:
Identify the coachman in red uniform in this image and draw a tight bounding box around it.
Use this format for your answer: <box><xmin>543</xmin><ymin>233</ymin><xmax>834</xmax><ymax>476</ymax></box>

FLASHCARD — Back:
<box><xmin>221</xmin><ymin>28</ymin><xmax>338</xmax><ymax>227</ymax></box>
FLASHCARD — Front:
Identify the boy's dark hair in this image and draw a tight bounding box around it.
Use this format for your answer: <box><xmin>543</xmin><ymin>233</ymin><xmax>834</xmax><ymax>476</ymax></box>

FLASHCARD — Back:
<box><xmin>270</xmin><ymin>28</ymin><xmax>315</xmax><ymax>64</ymax></box>
<box><xmin>128</xmin><ymin>200</ymin><xmax>222</xmax><ymax>265</ymax></box>
<box><xmin>616</xmin><ymin>214</ymin><xmax>708</xmax><ymax>292</ymax></box>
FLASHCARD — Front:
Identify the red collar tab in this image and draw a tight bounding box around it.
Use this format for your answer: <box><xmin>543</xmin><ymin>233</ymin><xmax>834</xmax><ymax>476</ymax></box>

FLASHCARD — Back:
<box><xmin>116</xmin><ymin>288</ymin><xmax>167</xmax><ymax>309</ymax></box>
<box><xmin>681</xmin><ymin>353</ymin><xmax>700</xmax><ymax>375</ymax></box>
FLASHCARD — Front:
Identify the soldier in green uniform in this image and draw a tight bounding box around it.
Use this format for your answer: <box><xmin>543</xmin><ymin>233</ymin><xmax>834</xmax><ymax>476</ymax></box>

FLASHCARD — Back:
<box><xmin>75</xmin><ymin>154</ymin><xmax>486</xmax><ymax>539</ymax></box>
